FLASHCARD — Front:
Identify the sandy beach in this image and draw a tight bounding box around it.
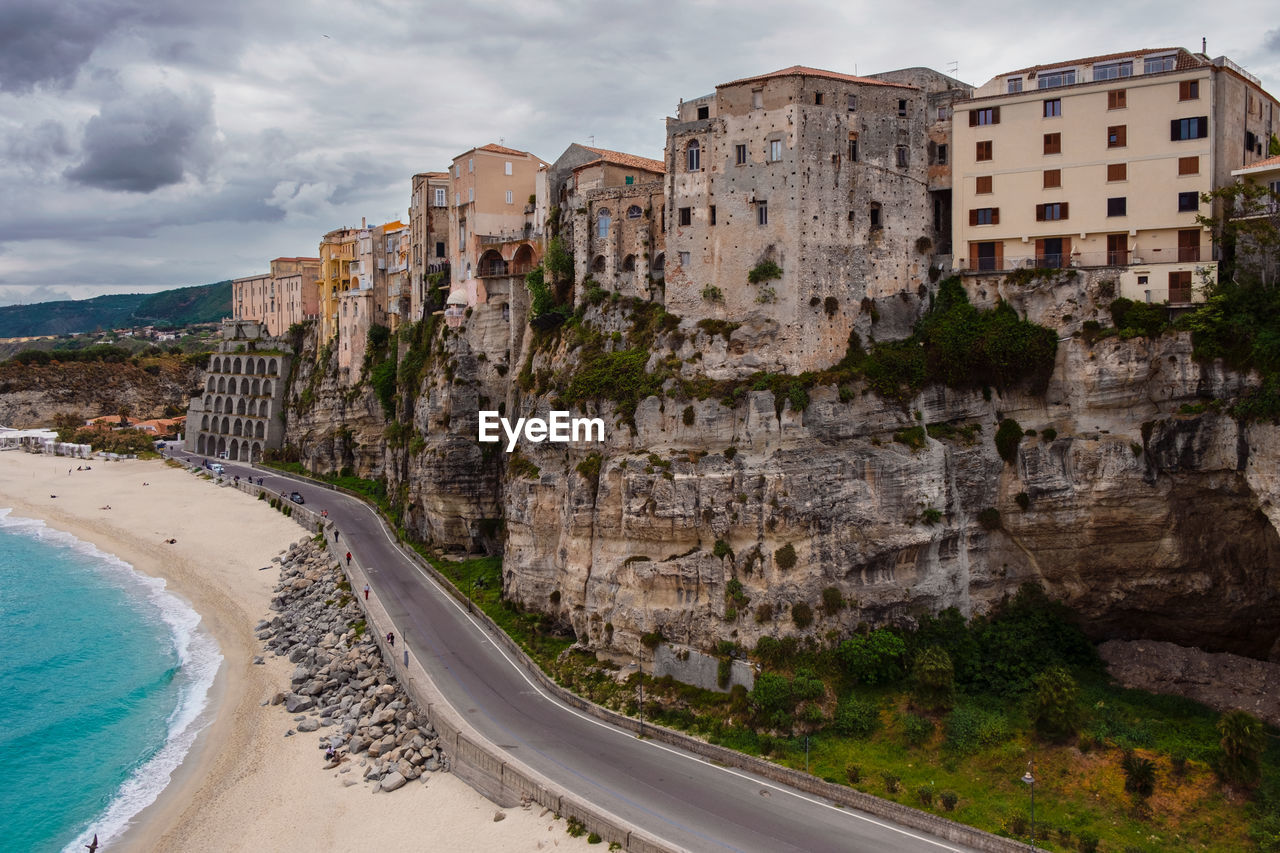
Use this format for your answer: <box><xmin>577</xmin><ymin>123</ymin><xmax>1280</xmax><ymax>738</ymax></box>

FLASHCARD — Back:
<box><xmin>0</xmin><ymin>451</ymin><xmax>588</xmax><ymax>852</ymax></box>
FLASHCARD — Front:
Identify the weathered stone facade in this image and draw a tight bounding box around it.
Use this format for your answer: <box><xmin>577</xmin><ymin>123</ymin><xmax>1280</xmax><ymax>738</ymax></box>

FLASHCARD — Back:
<box><xmin>184</xmin><ymin>321</ymin><xmax>291</xmax><ymax>461</ymax></box>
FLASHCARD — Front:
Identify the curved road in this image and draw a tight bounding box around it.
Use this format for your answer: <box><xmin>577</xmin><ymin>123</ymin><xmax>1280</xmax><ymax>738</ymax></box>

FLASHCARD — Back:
<box><xmin>173</xmin><ymin>449</ymin><xmax>977</xmax><ymax>853</ymax></box>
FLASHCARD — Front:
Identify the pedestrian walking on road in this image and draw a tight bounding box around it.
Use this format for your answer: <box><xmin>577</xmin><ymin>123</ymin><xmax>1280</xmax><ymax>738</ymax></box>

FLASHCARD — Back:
<box><xmin>345</xmin><ymin>551</ymin><xmax>352</xmax><ymax>566</ymax></box>
<box><xmin>363</xmin><ymin>583</ymin><xmax>370</xmax><ymax>600</ymax></box>
<box><xmin>386</xmin><ymin>632</ymin><xmax>394</xmax><ymax>647</ymax></box>
<box><xmin>334</xmin><ymin>530</ymin><xmax>340</xmax><ymax>543</ymax></box>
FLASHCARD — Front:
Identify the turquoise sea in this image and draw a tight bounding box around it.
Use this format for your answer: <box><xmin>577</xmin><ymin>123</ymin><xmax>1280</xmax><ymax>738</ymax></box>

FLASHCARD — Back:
<box><xmin>0</xmin><ymin>508</ymin><xmax>220</xmax><ymax>852</ymax></box>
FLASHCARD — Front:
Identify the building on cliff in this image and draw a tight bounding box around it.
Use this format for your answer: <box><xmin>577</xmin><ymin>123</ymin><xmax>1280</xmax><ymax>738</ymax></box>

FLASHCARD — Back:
<box><xmin>661</xmin><ymin>65</ymin><xmax>971</xmax><ymax>374</ymax></box>
<box><xmin>374</xmin><ymin>220</ymin><xmax>410</xmax><ymax>333</ymax></box>
<box><xmin>317</xmin><ymin>224</ymin><xmax>361</xmax><ymax>342</ymax></box>
<box><xmin>953</xmin><ymin>46</ymin><xmax>1279</xmax><ymax>303</ymax></box>
<box><xmin>232</xmin><ymin>257</ymin><xmax>322</xmax><ymax>337</ymax></box>
<box><xmin>183</xmin><ymin>321</ymin><xmax>291</xmax><ymax>462</ymax></box>
<box><xmin>408</xmin><ymin>172</ymin><xmax>450</xmax><ymax>323</ymax></box>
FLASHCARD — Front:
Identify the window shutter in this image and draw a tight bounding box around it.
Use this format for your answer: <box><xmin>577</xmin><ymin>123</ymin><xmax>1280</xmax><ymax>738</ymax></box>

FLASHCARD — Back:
<box><xmin>1036</xmin><ymin>204</ymin><xmax>1045</xmax><ymax>222</ymax></box>
<box><xmin>1035</xmin><ymin>238</ymin><xmax>1045</xmax><ymax>256</ymax></box>
<box><xmin>1170</xmin><ymin>119</ymin><xmax>1179</xmax><ymax>141</ymax></box>
<box><xmin>1061</xmin><ymin>202</ymin><xmax>1069</xmax><ymax>219</ymax></box>
<box><xmin>992</xmin><ymin>106</ymin><xmax>1001</xmax><ymax>124</ymax></box>
<box><xmin>969</xmin><ymin>209</ymin><xmax>979</xmax><ymax>226</ymax></box>
<box><xmin>992</xmin><ymin>208</ymin><xmax>1000</xmax><ymax>225</ymax></box>
<box><xmin>969</xmin><ymin>111</ymin><xmax>978</xmax><ymax>127</ymax></box>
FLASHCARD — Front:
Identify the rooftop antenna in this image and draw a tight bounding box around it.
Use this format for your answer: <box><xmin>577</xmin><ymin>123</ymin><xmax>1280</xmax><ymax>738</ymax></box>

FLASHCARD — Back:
<box><xmin>947</xmin><ymin>60</ymin><xmax>959</xmax><ymax>77</ymax></box>
<box><xmin>588</xmin><ymin>135</ymin><xmax>595</xmax><ymax>147</ymax></box>
<box><xmin>499</xmin><ymin>137</ymin><xmax>504</xmax><ymax>147</ymax></box>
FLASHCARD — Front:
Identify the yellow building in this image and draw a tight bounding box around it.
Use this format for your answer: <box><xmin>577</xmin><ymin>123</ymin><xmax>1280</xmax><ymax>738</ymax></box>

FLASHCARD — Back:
<box><xmin>317</xmin><ymin>225</ymin><xmax>360</xmax><ymax>341</ymax></box>
<box><xmin>954</xmin><ymin>47</ymin><xmax>1277</xmax><ymax>303</ymax></box>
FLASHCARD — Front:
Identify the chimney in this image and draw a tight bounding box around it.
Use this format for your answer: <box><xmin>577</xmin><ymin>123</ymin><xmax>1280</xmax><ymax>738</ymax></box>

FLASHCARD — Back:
<box><xmin>1202</xmin><ymin>37</ymin><xmax>1207</xmax><ymax>54</ymax></box>
<box><xmin>362</xmin><ymin>216</ymin><xmax>366</xmax><ymax>229</ymax></box>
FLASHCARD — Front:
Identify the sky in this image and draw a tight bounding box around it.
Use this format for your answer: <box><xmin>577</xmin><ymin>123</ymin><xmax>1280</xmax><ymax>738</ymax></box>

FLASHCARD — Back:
<box><xmin>0</xmin><ymin>0</ymin><xmax>1278</xmax><ymax>306</ymax></box>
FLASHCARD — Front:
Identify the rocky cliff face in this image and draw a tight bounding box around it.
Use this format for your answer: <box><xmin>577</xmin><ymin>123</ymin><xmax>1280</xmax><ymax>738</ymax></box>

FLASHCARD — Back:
<box><xmin>285</xmin><ymin>270</ymin><xmax>1280</xmax><ymax>664</ymax></box>
<box><xmin>0</xmin><ymin>357</ymin><xmax>200</xmax><ymax>426</ymax></box>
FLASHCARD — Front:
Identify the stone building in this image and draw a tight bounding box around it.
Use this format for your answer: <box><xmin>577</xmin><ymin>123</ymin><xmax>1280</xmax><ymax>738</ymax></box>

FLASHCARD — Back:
<box><xmin>374</xmin><ymin>220</ymin><xmax>410</xmax><ymax>332</ymax></box>
<box><xmin>662</xmin><ymin>65</ymin><xmax>970</xmax><ymax>374</ymax></box>
<box><xmin>563</xmin><ymin>148</ymin><xmax>666</xmax><ymax>302</ymax></box>
<box><xmin>183</xmin><ymin>321</ymin><xmax>291</xmax><ymax>461</ymax></box>
<box><xmin>408</xmin><ymin>172</ymin><xmax>450</xmax><ymax>322</ymax></box>
<box><xmin>317</xmin><ymin>225</ymin><xmax>360</xmax><ymax>342</ymax></box>
<box><xmin>953</xmin><ymin>47</ymin><xmax>1278</xmax><ymax>303</ymax></box>
<box><xmin>232</xmin><ymin>257</ymin><xmax>321</xmax><ymax>337</ymax></box>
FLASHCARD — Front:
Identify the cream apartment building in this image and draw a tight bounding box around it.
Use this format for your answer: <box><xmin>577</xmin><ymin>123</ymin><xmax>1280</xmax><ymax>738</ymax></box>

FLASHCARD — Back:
<box><xmin>231</xmin><ymin>257</ymin><xmax>320</xmax><ymax>336</ymax></box>
<box><xmin>954</xmin><ymin>47</ymin><xmax>1277</xmax><ymax>303</ymax></box>
<box><xmin>408</xmin><ymin>172</ymin><xmax>450</xmax><ymax>322</ymax></box>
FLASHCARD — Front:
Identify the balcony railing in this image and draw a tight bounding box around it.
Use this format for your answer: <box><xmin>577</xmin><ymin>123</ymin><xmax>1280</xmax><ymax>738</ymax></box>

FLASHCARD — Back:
<box><xmin>478</xmin><ymin>261</ymin><xmax>535</xmax><ymax>278</ymax></box>
<box><xmin>964</xmin><ymin>248</ymin><xmax>1218</xmax><ymax>273</ymax></box>
<box><xmin>477</xmin><ymin>227</ymin><xmax>541</xmax><ymax>245</ymax></box>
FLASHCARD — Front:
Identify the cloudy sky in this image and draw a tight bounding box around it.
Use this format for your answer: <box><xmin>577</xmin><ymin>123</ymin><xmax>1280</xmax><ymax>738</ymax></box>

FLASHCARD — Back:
<box><xmin>1</xmin><ymin>0</ymin><xmax>1277</xmax><ymax>306</ymax></box>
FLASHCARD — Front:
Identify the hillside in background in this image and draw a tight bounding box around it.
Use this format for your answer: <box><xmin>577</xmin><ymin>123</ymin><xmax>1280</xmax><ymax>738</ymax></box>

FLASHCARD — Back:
<box><xmin>0</xmin><ymin>281</ymin><xmax>231</xmax><ymax>337</ymax></box>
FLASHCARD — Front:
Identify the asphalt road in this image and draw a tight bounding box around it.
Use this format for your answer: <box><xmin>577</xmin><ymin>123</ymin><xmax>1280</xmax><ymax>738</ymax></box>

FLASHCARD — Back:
<box><xmin>172</xmin><ymin>449</ymin><xmax>978</xmax><ymax>853</ymax></box>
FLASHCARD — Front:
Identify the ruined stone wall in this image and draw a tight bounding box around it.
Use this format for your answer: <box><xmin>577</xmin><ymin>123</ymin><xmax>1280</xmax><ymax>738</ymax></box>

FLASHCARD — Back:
<box><xmin>569</xmin><ymin>182</ymin><xmax>665</xmax><ymax>302</ymax></box>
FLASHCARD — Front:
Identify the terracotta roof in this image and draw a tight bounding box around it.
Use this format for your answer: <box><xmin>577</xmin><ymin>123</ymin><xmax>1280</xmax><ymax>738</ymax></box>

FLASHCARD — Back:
<box><xmin>999</xmin><ymin>47</ymin><xmax>1204</xmax><ymax>78</ymax></box>
<box><xmin>478</xmin><ymin>142</ymin><xmax>529</xmax><ymax>156</ymax></box>
<box><xmin>577</xmin><ymin>146</ymin><xmax>665</xmax><ymax>174</ymax></box>
<box><xmin>1234</xmin><ymin>153</ymin><xmax>1280</xmax><ymax>173</ymax></box>
<box><xmin>422</xmin><ymin>171</ymin><xmax>448</xmax><ymax>178</ymax></box>
<box><xmin>718</xmin><ymin>65</ymin><xmax>914</xmax><ymax>90</ymax></box>
<box><xmin>272</xmin><ymin>256</ymin><xmax>319</xmax><ymax>262</ymax></box>
<box><xmin>378</xmin><ymin>220</ymin><xmax>407</xmax><ymax>231</ymax></box>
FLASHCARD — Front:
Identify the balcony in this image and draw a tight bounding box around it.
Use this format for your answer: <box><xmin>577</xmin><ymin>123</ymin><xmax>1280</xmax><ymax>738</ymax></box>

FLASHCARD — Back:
<box><xmin>965</xmin><ymin>246</ymin><xmax>1217</xmax><ymax>273</ymax></box>
<box><xmin>477</xmin><ymin>226</ymin><xmax>541</xmax><ymax>246</ymax></box>
<box><xmin>478</xmin><ymin>260</ymin><xmax>535</xmax><ymax>278</ymax></box>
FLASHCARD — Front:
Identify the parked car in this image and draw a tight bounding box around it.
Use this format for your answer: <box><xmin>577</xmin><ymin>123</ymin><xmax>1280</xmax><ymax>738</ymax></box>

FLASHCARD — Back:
<box><xmin>289</xmin><ymin>491</ymin><xmax>305</xmax><ymax>504</ymax></box>
<box><xmin>210</xmin><ymin>463</ymin><xmax>225</xmax><ymax>475</ymax></box>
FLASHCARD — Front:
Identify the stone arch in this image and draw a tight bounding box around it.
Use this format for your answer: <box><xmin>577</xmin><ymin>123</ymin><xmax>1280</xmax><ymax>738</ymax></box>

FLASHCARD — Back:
<box><xmin>239</xmin><ymin>441</ymin><xmax>250</xmax><ymax>462</ymax></box>
<box><xmin>251</xmin><ymin>378</ymin><xmax>261</xmax><ymax>396</ymax></box>
<box><xmin>591</xmin><ymin>254</ymin><xmax>606</xmax><ymax>274</ymax></box>
<box><xmin>212</xmin><ymin>356</ymin><xmax>222</xmax><ymax>373</ymax></box>
<box><xmin>596</xmin><ymin>207</ymin><xmax>611</xmax><ymax>239</ymax></box>
<box><xmin>201</xmin><ymin>414</ymin><xmax>209</xmax><ymax>430</ymax></box>
<box><xmin>233</xmin><ymin>418</ymin><xmax>243</xmax><ymax>436</ymax></box>
<box><xmin>229</xmin><ymin>438</ymin><xmax>239</xmax><ymax>460</ymax></box>
<box><xmin>251</xmin><ymin>441</ymin><xmax>262</xmax><ymax>462</ymax></box>
<box><xmin>686</xmin><ymin>139</ymin><xmax>700</xmax><ymax>172</ymax></box>
<box><xmin>197</xmin><ymin>434</ymin><xmax>207</xmax><ymax>455</ymax></box>
<box><xmin>627</xmin><ymin>205</ymin><xmax>643</xmax><ymax>219</ymax></box>
<box><xmin>254</xmin><ymin>421</ymin><xmax>265</xmax><ymax>439</ymax></box>
<box><xmin>652</xmin><ymin>252</ymin><xmax>665</xmax><ymax>276</ymax></box>
<box><xmin>244</xmin><ymin>359</ymin><xmax>255</xmax><ymax>375</ymax></box>
<box><xmin>269</xmin><ymin>359</ymin><xmax>278</xmax><ymax>376</ymax></box>
<box><xmin>204</xmin><ymin>395</ymin><xmax>212</xmax><ymax>408</ymax></box>
<box><xmin>478</xmin><ymin>248</ymin><xmax>506</xmax><ymax>277</ymax></box>
<box><xmin>238</xmin><ymin>378</ymin><xmax>248</xmax><ymax>395</ymax></box>
<box><xmin>216</xmin><ymin>436</ymin><xmax>226</xmax><ymax>456</ymax></box>
<box><xmin>512</xmin><ymin>243</ymin><xmax>535</xmax><ymax>271</ymax></box>
<box><xmin>259</xmin><ymin>400</ymin><xmax>269</xmax><ymax>417</ymax></box>
<box><xmin>621</xmin><ymin>254</ymin><xmax>636</xmax><ymax>272</ymax></box>
<box><xmin>206</xmin><ymin>376</ymin><xmax>215</xmax><ymax>392</ymax></box>
<box><xmin>217</xmin><ymin>376</ymin><xmax>226</xmax><ymax>393</ymax></box>
<box><xmin>263</xmin><ymin>380</ymin><xmax>273</xmax><ymax>396</ymax></box>
<box><xmin>258</xmin><ymin>357</ymin><xmax>267</xmax><ymax>375</ymax></box>
<box><xmin>221</xmin><ymin>416</ymin><xmax>230</xmax><ymax>434</ymax></box>
<box><xmin>236</xmin><ymin>398</ymin><xmax>246</xmax><ymax>415</ymax></box>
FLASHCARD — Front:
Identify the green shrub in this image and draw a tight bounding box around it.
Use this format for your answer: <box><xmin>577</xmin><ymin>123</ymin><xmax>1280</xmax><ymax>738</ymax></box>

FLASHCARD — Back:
<box><xmin>701</xmin><ymin>284</ymin><xmax>724</xmax><ymax>302</ymax></box>
<box><xmin>916</xmin><ymin>785</ymin><xmax>934</xmax><ymax>806</ymax></box>
<box><xmin>774</xmin><ymin>543</ymin><xmax>797</xmax><ymax>570</ymax></box>
<box><xmin>748</xmin><ymin>259</ymin><xmax>783</xmax><ymax>284</ymax></box>
<box><xmin>833</xmin><ymin>697</ymin><xmax>881</xmax><ymax>738</ymax></box>
<box><xmin>944</xmin><ymin>704</ymin><xmax>1010</xmax><ymax>754</ymax></box>
<box><xmin>1031</xmin><ymin>666</ymin><xmax>1082</xmax><ymax>741</ymax></box>
<box><xmin>575</xmin><ymin>453</ymin><xmax>602</xmax><ymax>484</ymax></box>
<box><xmin>940</xmin><ymin>790</ymin><xmax>958</xmax><ymax>811</ymax></box>
<box><xmin>713</xmin><ymin>539</ymin><xmax>732</xmax><ymax>559</ymax></box>
<box><xmin>587</xmin><ymin>831</ymin><xmax>602</xmax><ymax>844</ymax></box>
<box><xmin>682</xmin><ymin>405</ymin><xmax>695</xmax><ymax>426</ymax></box>
<box><xmin>893</xmin><ymin>425</ymin><xmax>927</xmax><ymax>451</ymax></box>
<box><xmin>902</xmin><ymin>713</ymin><xmax>934</xmax><ymax>746</ymax></box>
<box><xmin>565</xmin><ymin>816</ymin><xmax>586</xmax><ymax>837</ymax></box>
<box><xmin>911</xmin><ymin>645</ymin><xmax>955</xmax><ymax>711</ymax></box>
<box><xmin>821</xmin><ymin>586</ymin><xmax>844</xmax><ymax>616</ymax></box>
<box><xmin>508</xmin><ymin>452</ymin><xmax>541</xmax><ymax>480</ymax></box>
<box><xmin>995</xmin><ymin>418</ymin><xmax>1023</xmax><ymax>463</ymax></box>
<box><xmin>1122</xmin><ymin>750</ymin><xmax>1156</xmax><ymax>799</ymax></box>
<box><xmin>754</xmin><ymin>602</ymin><xmax>774</xmax><ymax>623</ymax></box>
<box><xmin>1077</xmin><ymin>831</ymin><xmax>1100</xmax><ymax>853</ymax></box>
<box><xmin>640</xmin><ymin>630</ymin><xmax>663</xmax><ymax>649</ymax></box>
<box><xmin>1041</xmin><ymin>427</ymin><xmax>1057</xmax><ymax>441</ymax></box>
<box><xmin>791</xmin><ymin>601</ymin><xmax>814</xmax><ymax>628</ymax></box>
<box><xmin>845</xmin><ymin>763</ymin><xmax>863</xmax><ymax>784</ymax></box>
<box><xmin>1110</xmin><ymin>297</ymin><xmax>1168</xmax><ymax>338</ymax></box>
<box><xmin>920</xmin><ymin>507</ymin><xmax>943</xmax><ymax>525</ymax></box>
<box><xmin>1218</xmin><ymin>709</ymin><xmax>1265</xmax><ymax>784</ymax></box>
<box><xmin>977</xmin><ymin>507</ymin><xmax>1001</xmax><ymax>530</ymax></box>
<box><xmin>839</xmin><ymin>629</ymin><xmax>907</xmax><ymax>685</ymax></box>
<box><xmin>882</xmin><ymin>772</ymin><xmax>901</xmax><ymax>794</ymax></box>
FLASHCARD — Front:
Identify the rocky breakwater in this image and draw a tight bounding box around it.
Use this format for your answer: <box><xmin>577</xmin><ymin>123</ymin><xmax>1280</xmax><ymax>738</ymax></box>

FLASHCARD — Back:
<box><xmin>257</xmin><ymin>538</ymin><xmax>449</xmax><ymax>792</ymax></box>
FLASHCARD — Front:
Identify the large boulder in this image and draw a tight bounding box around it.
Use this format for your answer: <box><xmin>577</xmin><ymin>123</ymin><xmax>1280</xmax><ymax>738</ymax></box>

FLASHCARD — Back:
<box><xmin>283</xmin><ymin>693</ymin><xmax>315</xmax><ymax>713</ymax></box>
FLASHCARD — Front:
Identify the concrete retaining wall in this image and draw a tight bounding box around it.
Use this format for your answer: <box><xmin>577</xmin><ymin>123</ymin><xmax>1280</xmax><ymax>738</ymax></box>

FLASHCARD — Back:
<box><xmin>237</xmin><ymin>463</ymin><xmax>1036</xmax><ymax>853</ymax></box>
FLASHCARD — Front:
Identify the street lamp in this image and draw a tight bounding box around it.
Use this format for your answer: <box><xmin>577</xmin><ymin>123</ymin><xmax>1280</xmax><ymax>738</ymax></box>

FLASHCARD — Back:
<box><xmin>1021</xmin><ymin>761</ymin><xmax>1036</xmax><ymax>849</ymax></box>
<box><xmin>635</xmin><ymin>655</ymin><xmax>644</xmax><ymax>739</ymax></box>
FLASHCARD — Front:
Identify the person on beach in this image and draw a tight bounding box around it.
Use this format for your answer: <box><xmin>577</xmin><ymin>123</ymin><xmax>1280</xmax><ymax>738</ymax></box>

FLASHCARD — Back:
<box><xmin>334</xmin><ymin>530</ymin><xmax>340</xmax><ymax>542</ymax></box>
<box><xmin>363</xmin><ymin>583</ymin><xmax>370</xmax><ymax>600</ymax></box>
<box><xmin>386</xmin><ymin>632</ymin><xmax>394</xmax><ymax>647</ymax></box>
<box><xmin>346</xmin><ymin>551</ymin><xmax>352</xmax><ymax>566</ymax></box>
<box><xmin>86</xmin><ymin>833</ymin><xmax>99</xmax><ymax>852</ymax></box>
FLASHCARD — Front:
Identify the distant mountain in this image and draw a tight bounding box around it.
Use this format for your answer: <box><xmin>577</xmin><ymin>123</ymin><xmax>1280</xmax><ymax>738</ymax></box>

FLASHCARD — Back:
<box><xmin>0</xmin><ymin>281</ymin><xmax>232</xmax><ymax>338</ymax></box>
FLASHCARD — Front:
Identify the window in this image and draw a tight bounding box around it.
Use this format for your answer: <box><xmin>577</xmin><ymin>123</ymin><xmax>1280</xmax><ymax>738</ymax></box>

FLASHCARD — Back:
<box><xmin>847</xmin><ymin>94</ymin><xmax>858</xmax><ymax>111</ymax></box>
<box><xmin>896</xmin><ymin>146</ymin><xmax>908</xmax><ymax>168</ymax></box>
<box><xmin>898</xmin><ymin>99</ymin><xmax>907</xmax><ymax>117</ymax></box>
<box><xmin>971</xmin><ymin>107</ymin><xmax>1000</xmax><ymax>126</ymax></box>
<box><xmin>1179</xmin><ymin>80</ymin><xmax>1199</xmax><ymax>100</ymax></box>
<box><xmin>1036</xmin><ymin>202</ymin><xmax>1068</xmax><ymax>221</ymax></box>
<box><xmin>976</xmin><ymin>175</ymin><xmax>992</xmax><ymax>194</ymax></box>
<box><xmin>814</xmin><ymin>92</ymin><xmax>823</xmax><ymax>105</ymax></box>
<box><xmin>597</xmin><ymin>208</ymin><xmax>611</xmax><ymax>238</ymax></box>
<box><xmin>504</xmin><ymin>161</ymin><xmax>512</xmax><ymax>176</ymax></box>
<box><xmin>972</xmin><ymin>241</ymin><xmax>1000</xmax><ymax>271</ymax></box>
<box><xmin>848</xmin><ymin>136</ymin><xmax>859</xmax><ymax>161</ymax></box>
<box><xmin>1038</xmin><ymin>68</ymin><xmax>1076</xmax><ymax>89</ymax></box>
<box><xmin>1007</xmin><ymin>77</ymin><xmax>1023</xmax><ymax>93</ymax></box>
<box><xmin>1144</xmin><ymin>54</ymin><xmax>1176</xmax><ymax>74</ymax></box>
<box><xmin>686</xmin><ymin>139</ymin><xmax>701</xmax><ymax>171</ymax></box>
<box><xmin>1107</xmin><ymin>197</ymin><xmax>1127</xmax><ymax>217</ymax></box>
<box><xmin>626</xmin><ymin>205</ymin><xmax>642</xmax><ymax>219</ymax></box>
<box><xmin>1177</xmin><ymin>191</ymin><xmax>1199</xmax><ymax>212</ymax></box>
<box><xmin>1107</xmin><ymin>125</ymin><xmax>1127</xmax><ymax>147</ymax></box>
<box><xmin>937</xmin><ymin>106</ymin><xmax>949</xmax><ymax>121</ymax></box>
<box><xmin>757</xmin><ymin>201</ymin><xmax>768</xmax><ymax>225</ymax></box>
<box><xmin>1094</xmin><ymin>60</ymin><xmax>1133</xmax><ymax>81</ymax></box>
<box><xmin>434</xmin><ymin>188</ymin><xmax>446</xmax><ymax>206</ymax></box>
<box><xmin>769</xmin><ymin>139</ymin><xmax>783</xmax><ymax>162</ymax></box>
<box><xmin>976</xmin><ymin>140</ymin><xmax>993</xmax><ymax>161</ymax></box>
<box><xmin>1178</xmin><ymin>230</ymin><xmax>1200</xmax><ymax>262</ymax></box>
<box><xmin>1178</xmin><ymin>156</ymin><xmax>1199</xmax><ymax>175</ymax></box>
<box><xmin>468</xmin><ymin>157</ymin><xmax>474</xmax><ymax>173</ymax></box>
<box><xmin>1043</xmin><ymin>133</ymin><xmax>1061</xmax><ymax>154</ymax></box>
<box><xmin>505</xmin><ymin>190</ymin><xmax>513</xmax><ymax>205</ymax></box>
<box><xmin>1043</xmin><ymin>169</ymin><xmax>1061</xmax><ymax>188</ymax></box>
<box><xmin>709</xmin><ymin>205</ymin><xmax>716</xmax><ymax>225</ymax></box>
<box><xmin>1108</xmin><ymin>89</ymin><xmax>1127</xmax><ymax>110</ymax></box>
<box><xmin>678</xmin><ymin>207</ymin><xmax>692</xmax><ymax>226</ymax></box>
<box><xmin>735</xmin><ymin>143</ymin><xmax>748</xmax><ymax>165</ymax></box>
<box><xmin>869</xmin><ymin>203</ymin><xmax>882</xmax><ymax>229</ymax></box>
<box><xmin>697</xmin><ymin>104</ymin><xmax>710</xmax><ymax>120</ymax></box>
<box><xmin>970</xmin><ymin>207</ymin><xmax>999</xmax><ymax>226</ymax></box>
<box><xmin>454</xmin><ymin>192</ymin><xmax>460</xmax><ymax>206</ymax></box>
<box><xmin>468</xmin><ymin>187</ymin><xmax>474</xmax><ymax>202</ymax></box>
<box><xmin>1043</xmin><ymin>99</ymin><xmax>1061</xmax><ymax>118</ymax></box>
<box><xmin>435</xmin><ymin>241</ymin><xmax>445</xmax><ymax>258</ymax></box>
<box><xmin>1172</xmin><ymin>117</ymin><xmax>1209</xmax><ymax>141</ymax></box>
<box><xmin>1107</xmin><ymin>234</ymin><xmax>1129</xmax><ymax>265</ymax></box>
<box><xmin>937</xmin><ymin>143</ymin><xmax>948</xmax><ymax>164</ymax></box>
<box><xmin>752</xmin><ymin>89</ymin><xmax>763</xmax><ymax>109</ymax></box>
<box><xmin>625</xmin><ymin>175</ymin><xmax>634</xmax><ymax>185</ymax></box>
<box><xmin>1169</xmin><ymin>270</ymin><xmax>1193</xmax><ymax>303</ymax></box>
<box><xmin>1107</xmin><ymin>162</ymin><xmax>1127</xmax><ymax>182</ymax></box>
<box><xmin>678</xmin><ymin>251</ymin><xmax>690</xmax><ymax>266</ymax></box>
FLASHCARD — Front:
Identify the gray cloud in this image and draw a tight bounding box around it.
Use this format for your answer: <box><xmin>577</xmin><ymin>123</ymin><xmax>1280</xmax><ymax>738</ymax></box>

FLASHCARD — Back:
<box><xmin>4</xmin><ymin>120</ymin><xmax>72</xmax><ymax>170</ymax></box>
<box><xmin>0</xmin><ymin>0</ymin><xmax>128</xmax><ymax>93</ymax></box>
<box><xmin>65</xmin><ymin>85</ymin><xmax>217</xmax><ymax>192</ymax></box>
<box><xmin>1264</xmin><ymin>29</ymin><xmax>1280</xmax><ymax>54</ymax></box>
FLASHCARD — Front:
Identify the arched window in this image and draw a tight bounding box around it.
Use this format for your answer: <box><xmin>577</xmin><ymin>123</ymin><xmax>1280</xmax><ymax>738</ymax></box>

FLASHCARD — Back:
<box><xmin>201</xmin><ymin>415</ymin><xmax>209</xmax><ymax>430</ymax></box>
<box><xmin>212</xmin><ymin>357</ymin><xmax>221</xmax><ymax>373</ymax></box>
<box><xmin>217</xmin><ymin>377</ymin><xmax>226</xmax><ymax>393</ymax></box>
<box><xmin>627</xmin><ymin>205</ymin><xmax>643</xmax><ymax>219</ymax></box>
<box><xmin>216</xmin><ymin>437</ymin><xmax>226</xmax><ymax>457</ymax></box>
<box><xmin>686</xmin><ymin>139</ymin><xmax>700</xmax><ymax>172</ymax></box>
<box><xmin>240</xmin><ymin>378</ymin><xmax>249</xmax><ymax>395</ymax></box>
<box><xmin>591</xmin><ymin>255</ymin><xmax>606</xmax><ymax>274</ymax></box>
<box><xmin>652</xmin><ymin>252</ymin><xmax>665</xmax><ymax>273</ymax></box>
<box><xmin>621</xmin><ymin>254</ymin><xmax>636</xmax><ymax>272</ymax></box>
<box><xmin>233</xmin><ymin>419</ymin><xmax>243</xmax><ymax>436</ymax></box>
<box><xmin>251</xmin><ymin>379</ymin><xmax>260</xmax><ymax>396</ymax></box>
<box><xmin>259</xmin><ymin>400</ymin><xmax>269</xmax><ymax>417</ymax></box>
<box><xmin>597</xmin><ymin>208</ymin><xmax>611</xmax><ymax>239</ymax></box>
<box><xmin>229</xmin><ymin>438</ymin><xmax>239</xmax><ymax>459</ymax></box>
<box><xmin>251</xmin><ymin>442</ymin><xmax>262</xmax><ymax>463</ymax></box>
<box><xmin>255</xmin><ymin>421</ymin><xmax>265</xmax><ymax>439</ymax></box>
<box><xmin>206</xmin><ymin>377</ymin><xmax>215</xmax><ymax>392</ymax></box>
<box><xmin>263</xmin><ymin>380</ymin><xmax>272</xmax><ymax>396</ymax></box>
<box><xmin>236</xmin><ymin>398</ymin><xmax>246</xmax><ymax>415</ymax></box>
<box><xmin>233</xmin><ymin>357</ymin><xmax>242</xmax><ymax>374</ymax></box>
<box><xmin>197</xmin><ymin>434</ymin><xmax>207</xmax><ymax>455</ymax></box>
<box><xmin>204</xmin><ymin>395</ymin><xmax>212</xmax><ymax>408</ymax></box>
<box><xmin>258</xmin><ymin>358</ymin><xmax>267</xmax><ymax>375</ymax></box>
<box><xmin>268</xmin><ymin>359</ymin><xmax>278</xmax><ymax>376</ymax></box>
<box><xmin>221</xmin><ymin>417</ymin><xmax>230</xmax><ymax>434</ymax></box>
